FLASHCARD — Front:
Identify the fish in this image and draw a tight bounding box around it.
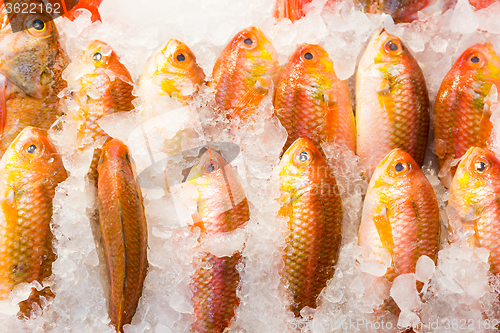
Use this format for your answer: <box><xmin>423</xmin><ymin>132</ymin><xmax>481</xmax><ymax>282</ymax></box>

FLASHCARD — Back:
<box><xmin>276</xmin><ymin>138</ymin><xmax>343</xmax><ymax>316</ymax></box>
<box><xmin>65</xmin><ymin>40</ymin><xmax>135</xmax><ymax>183</ymax></box>
<box><xmin>97</xmin><ymin>139</ymin><xmax>148</xmax><ymax>332</ymax></box>
<box><xmin>273</xmin><ymin>0</ymin><xmax>313</xmax><ymax>22</ymax></box>
<box><xmin>187</xmin><ymin>149</ymin><xmax>250</xmax><ymax>332</ymax></box>
<box><xmin>209</xmin><ymin>26</ymin><xmax>281</xmax><ymax>121</ymax></box>
<box><xmin>434</xmin><ymin>43</ymin><xmax>500</xmax><ymax>185</ymax></box>
<box><xmin>63</xmin><ymin>0</ymin><xmax>103</xmax><ymax>22</ymax></box>
<box><xmin>359</xmin><ymin>149</ymin><xmax>439</xmax><ymax>288</ymax></box>
<box><xmin>356</xmin><ymin>30</ymin><xmax>429</xmax><ymax>180</ymax></box>
<box><xmin>447</xmin><ymin>147</ymin><xmax>500</xmax><ymax>274</ymax></box>
<box><xmin>0</xmin><ymin>126</ymin><xmax>67</xmax><ymax>318</ymax></box>
<box><xmin>468</xmin><ymin>0</ymin><xmax>496</xmax><ymax>9</ymax></box>
<box><xmin>0</xmin><ymin>0</ymin><xmax>68</xmax><ymax>157</ymax></box>
<box><xmin>274</xmin><ymin>43</ymin><xmax>355</xmax><ymax>155</ymax></box>
<box><xmin>356</xmin><ymin>0</ymin><xmax>435</xmax><ymax>23</ymax></box>
<box><xmin>138</xmin><ymin>39</ymin><xmax>205</xmax><ymax>104</ymax></box>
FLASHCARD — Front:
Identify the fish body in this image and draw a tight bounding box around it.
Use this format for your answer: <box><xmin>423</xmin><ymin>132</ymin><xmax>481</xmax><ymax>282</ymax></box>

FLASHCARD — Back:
<box><xmin>66</xmin><ymin>40</ymin><xmax>135</xmax><ymax>183</ymax></box>
<box><xmin>359</xmin><ymin>149</ymin><xmax>440</xmax><ymax>283</ymax></box>
<box><xmin>356</xmin><ymin>31</ymin><xmax>429</xmax><ymax>180</ymax></box>
<box><xmin>357</xmin><ymin>0</ymin><xmax>433</xmax><ymax>23</ymax></box>
<box><xmin>0</xmin><ymin>127</ymin><xmax>67</xmax><ymax>317</ymax></box>
<box><xmin>448</xmin><ymin>147</ymin><xmax>500</xmax><ymax>274</ymax></box>
<box><xmin>434</xmin><ymin>43</ymin><xmax>500</xmax><ymax>181</ymax></box>
<box><xmin>274</xmin><ymin>43</ymin><xmax>355</xmax><ymax>155</ymax></box>
<box><xmin>273</xmin><ymin>0</ymin><xmax>313</xmax><ymax>22</ymax></box>
<box><xmin>138</xmin><ymin>39</ymin><xmax>205</xmax><ymax>104</ymax></box>
<box><xmin>0</xmin><ymin>0</ymin><xmax>68</xmax><ymax>157</ymax></box>
<box><xmin>97</xmin><ymin>139</ymin><xmax>148</xmax><ymax>332</ymax></box>
<box><xmin>277</xmin><ymin>138</ymin><xmax>343</xmax><ymax>316</ymax></box>
<box><xmin>188</xmin><ymin>149</ymin><xmax>249</xmax><ymax>332</ymax></box>
<box><xmin>210</xmin><ymin>26</ymin><xmax>281</xmax><ymax>121</ymax></box>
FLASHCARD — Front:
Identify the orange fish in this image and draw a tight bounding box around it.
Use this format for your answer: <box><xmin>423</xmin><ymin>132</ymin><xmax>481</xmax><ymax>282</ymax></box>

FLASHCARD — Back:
<box><xmin>0</xmin><ymin>127</ymin><xmax>67</xmax><ymax>317</ymax></box>
<box><xmin>138</xmin><ymin>39</ymin><xmax>205</xmax><ymax>104</ymax></box>
<box><xmin>63</xmin><ymin>0</ymin><xmax>102</xmax><ymax>22</ymax></box>
<box><xmin>356</xmin><ymin>31</ymin><xmax>429</xmax><ymax>180</ymax></box>
<box><xmin>65</xmin><ymin>40</ymin><xmax>135</xmax><ymax>183</ymax></box>
<box><xmin>0</xmin><ymin>0</ymin><xmax>68</xmax><ymax>157</ymax></box>
<box><xmin>187</xmin><ymin>149</ymin><xmax>249</xmax><ymax>332</ymax></box>
<box><xmin>448</xmin><ymin>147</ymin><xmax>500</xmax><ymax>274</ymax></box>
<box><xmin>274</xmin><ymin>43</ymin><xmax>355</xmax><ymax>155</ymax></box>
<box><xmin>97</xmin><ymin>139</ymin><xmax>148</xmax><ymax>332</ymax></box>
<box><xmin>273</xmin><ymin>0</ymin><xmax>313</xmax><ymax>22</ymax></box>
<box><xmin>356</xmin><ymin>0</ymin><xmax>435</xmax><ymax>23</ymax></box>
<box><xmin>277</xmin><ymin>138</ymin><xmax>342</xmax><ymax>316</ymax></box>
<box><xmin>359</xmin><ymin>149</ymin><xmax>439</xmax><ymax>286</ymax></box>
<box><xmin>210</xmin><ymin>26</ymin><xmax>281</xmax><ymax>121</ymax></box>
<box><xmin>434</xmin><ymin>43</ymin><xmax>500</xmax><ymax>185</ymax></box>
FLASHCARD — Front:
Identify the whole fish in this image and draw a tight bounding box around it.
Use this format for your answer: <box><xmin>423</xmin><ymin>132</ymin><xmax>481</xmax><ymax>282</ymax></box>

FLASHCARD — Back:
<box><xmin>448</xmin><ymin>147</ymin><xmax>500</xmax><ymax>274</ymax></box>
<box><xmin>188</xmin><ymin>149</ymin><xmax>249</xmax><ymax>332</ymax></box>
<box><xmin>274</xmin><ymin>43</ymin><xmax>355</xmax><ymax>155</ymax></box>
<box><xmin>434</xmin><ymin>43</ymin><xmax>500</xmax><ymax>184</ymax></box>
<box><xmin>359</xmin><ymin>149</ymin><xmax>439</xmax><ymax>285</ymax></box>
<box><xmin>0</xmin><ymin>127</ymin><xmax>67</xmax><ymax>317</ymax></box>
<box><xmin>65</xmin><ymin>40</ymin><xmax>135</xmax><ymax>183</ymax></box>
<box><xmin>273</xmin><ymin>0</ymin><xmax>313</xmax><ymax>22</ymax></box>
<box><xmin>356</xmin><ymin>0</ymin><xmax>435</xmax><ymax>23</ymax></box>
<box><xmin>210</xmin><ymin>26</ymin><xmax>281</xmax><ymax>121</ymax></box>
<box><xmin>356</xmin><ymin>30</ymin><xmax>429</xmax><ymax>180</ymax></box>
<box><xmin>97</xmin><ymin>139</ymin><xmax>148</xmax><ymax>332</ymax></box>
<box><xmin>0</xmin><ymin>0</ymin><xmax>68</xmax><ymax>157</ymax></box>
<box><xmin>138</xmin><ymin>39</ymin><xmax>205</xmax><ymax>104</ymax></box>
<box><xmin>277</xmin><ymin>138</ymin><xmax>342</xmax><ymax>316</ymax></box>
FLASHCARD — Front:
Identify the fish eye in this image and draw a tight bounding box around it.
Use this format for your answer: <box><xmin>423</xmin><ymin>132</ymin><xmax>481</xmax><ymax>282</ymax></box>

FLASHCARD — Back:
<box><xmin>384</xmin><ymin>39</ymin><xmax>403</xmax><ymax>55</ymax></box>
<box><xmin>293</xmin><ymin>147</ymin><xmax>314</xmax><ymax>165</ymax></box>
<box><xmin>471</xmin><ymin>56</ymin><xmax>480</xmax><ymax>63</ymax></box>
<box><xmin>244</xmin><ymin>38</ymin><xmax>253</xmax><ymax>45</ymax></box>
<box><xmin>303</xmin><ymin>52</ymin><xmax>313</xmax><ymax>60</ymax></box>
<box><xmin>475</xmin><ymin>160</ymin><xmax>487</xmax><ymax>172</ymax></box>
<box><xmin>206</xmin><ymin>159</ymin><xmax>218</xmax><ymax>172</ymax></box>
<box><xmin>93</xmin><ymin>52</ymin><xmax>102</xmax><ymax>62</ymax></box>
<box><xmin>32</xmin><ymin>19</ymin><xmax>45</xmax><ymax>31</ymax></box>
<box><xmin>395</xmin><ymin>162</ymin><xmax>404</xmax><ymax>172</ymax></box>
<box><xmin>27</xmin><ymin>144</ymin><xmax>37</xmax><ymax>154</ymax></box>
<box><xmin>176</xmin><ymin>53</ymin><xmax>186</xmax><ymax>62</ymax></box>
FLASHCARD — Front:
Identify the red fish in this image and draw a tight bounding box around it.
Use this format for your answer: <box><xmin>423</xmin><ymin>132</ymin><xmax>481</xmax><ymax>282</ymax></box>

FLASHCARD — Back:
<box><xmin>273</xmin><ymin>0</ymin><xmax>313</xmax><ymax>22</ymax></box>
<box><xmin>63</xmin><ymin>0</ymin><xmax>102</xmax><ymax>22</ymax></box>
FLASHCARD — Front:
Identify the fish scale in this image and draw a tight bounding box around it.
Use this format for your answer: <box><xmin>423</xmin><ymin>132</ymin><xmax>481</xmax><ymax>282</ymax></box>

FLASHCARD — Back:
<box><xmin>66</xmin><ymin>40</ymin><xmax>135</xmax><ymax>184</ymax></box>
<box><xmin>359</xmin><ymin>149</ymin><xmax>439</xmax><ymax>288</ymax></box>
<box><xmin>0</xmin><ymin>127</ymin><xmax>67</xmax><ymax>317</ymax></box>
<box><xmin>187</xmin><ymin>150</ymin><xmax>249</xmax><ymax>332</ymax></box>
<box><xmin>210</xmin><ymin>26</ymin><xmax>280</xmax><ymax>121</ymax></box>
<box><xmin>274</xmin><ymin>43</ymin><xmax>355</xmax><ymax>155</ymax></box>
<box><xmin>356</xmin><ymin>31</ymin><xmax>429</xmax><ymax>180</ymax></box>
<box><xmin>0</xmin><ymin>0</ymin><xmax>68</xmax><ymax>157</ymax></box>
<box><xmin>448</xmin><ymin>147</ymin><xmax>500</xmax><ymax>275</ymax></box>
<box><xmin>277</xmin><ymin>138</ymin><xmax>343</xmax><ymax>316</ymax></box>
<box><xmin>434</xmin><ymin>43</ymin><xmax>500</xmax><ymax>182</ymax></box>
<box><xmin>97</xmin><ymin>139</ymin><xmax>148</xmax><ymax>332</ymax></box>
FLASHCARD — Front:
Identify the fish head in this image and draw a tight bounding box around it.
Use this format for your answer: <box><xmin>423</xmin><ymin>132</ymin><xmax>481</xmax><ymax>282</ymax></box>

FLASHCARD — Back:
<box><xmin>451</xmin><ymin>147</ymin><xmax>500</xmax><ymax>199</ymax></box>
<box><xmin>0</xmin><ymin>0</ymin><xmax>64</xmax><ymax>98</ymax></box>
<box><xmin>142</xmin><ymin>39</ymin><xmax>205</xmax><ymax>101</ymax></box>
<box><xmin>367</xmin><ymin>30</ymin><xmax>407</xmax><ymax>66</ymax></box>
<box><xmin>288</xmin><ymin>43</ymin><xmax>335</xmax><ymax>78</ymax></box>
<box><xmin>0</xmin><ymin>126</ymin><xmax>65</xmax><ymax>176</ymax></box>
<box><xmin>187</xmin><ymin>149</ymin><xmax>228</xmax><ymax>182</ymax></box>
<box><xmin>370</xmin><ymin>149</ymin><xmax>420</xmax><ymax>190</ymax></box>
<box><xmin>77</xmin><ymin>40</ymin><xmax>132</xmax><ymax>86</ymax></box>
<box><xmin>454</xmin><ymin>43</ymin><xmax>500</xmax><ymax>82</ymax></box>
<box><xmin>97</xmin><ymin>139</ymin><xmax>135</xmax><ymax>175</ymax></box>
<box><xmin>278</xmin><ymin>138</ymin><xmax>327</xmax><ymax>190</ymax></box>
